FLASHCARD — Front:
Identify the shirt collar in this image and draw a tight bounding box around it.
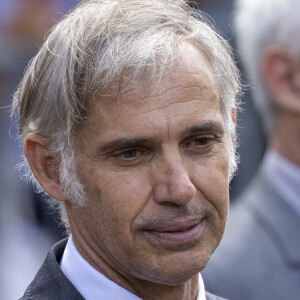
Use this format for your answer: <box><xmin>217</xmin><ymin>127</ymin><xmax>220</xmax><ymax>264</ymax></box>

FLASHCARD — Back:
<box><xmin>60</xmin><ymin>236</ymin><xmax>206</xmax><ymax>300</ymax></box>
<box><xmin>263</xmin><ymin>149</ymin><xmax>300</xmax><ymax>217</ymax></box>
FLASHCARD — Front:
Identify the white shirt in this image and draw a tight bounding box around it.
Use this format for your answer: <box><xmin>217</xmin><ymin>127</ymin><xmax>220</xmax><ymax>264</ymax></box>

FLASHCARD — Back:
<box><xmin>60</xmin><ymin>236</ymin><xmax>206</xmax><ymax>300</ymax></box>
<box><xmin>264</xmin><ymin>150</ymin><xmax>300</xmax><ymax>217</ymax></box>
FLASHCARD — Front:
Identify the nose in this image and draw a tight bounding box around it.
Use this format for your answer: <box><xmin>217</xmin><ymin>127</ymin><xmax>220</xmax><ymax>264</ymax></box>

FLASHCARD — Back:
<box><xmin>152</xmin><ymin>157</ymin><xmax>196</xmax><ymax>206</ymax></box>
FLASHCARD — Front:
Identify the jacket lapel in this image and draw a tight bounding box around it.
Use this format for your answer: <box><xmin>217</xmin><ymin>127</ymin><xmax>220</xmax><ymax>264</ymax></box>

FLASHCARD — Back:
<box><xmin>243</xmin><ymin>166</ymin><xmax>300</xmax><ymax>267</ymax></box>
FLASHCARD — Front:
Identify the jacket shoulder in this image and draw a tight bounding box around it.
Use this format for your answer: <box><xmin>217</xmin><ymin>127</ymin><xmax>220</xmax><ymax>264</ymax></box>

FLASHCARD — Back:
<box><xmin>20</xmin><ymin>238</ymin><xmax>84</xmax><ymax>300</ymax></box>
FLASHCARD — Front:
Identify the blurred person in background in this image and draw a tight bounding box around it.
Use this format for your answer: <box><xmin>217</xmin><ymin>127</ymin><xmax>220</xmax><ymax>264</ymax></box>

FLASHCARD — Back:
<box><xmin>0</xmin><ymin>1</ymin><xmax>78</xmax><ymax>299</ymax></box>
<box><xmin>13</xmin><ymin>0</ymin><xmax>241</xmax><ymax>299</ymax></box>
<box><xmin>202</xmin><ymin>0</ymin><xmax>300</xmax><ymax>299</ymax></box>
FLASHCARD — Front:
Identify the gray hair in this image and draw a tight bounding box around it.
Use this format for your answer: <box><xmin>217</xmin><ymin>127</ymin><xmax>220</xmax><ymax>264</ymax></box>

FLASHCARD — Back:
<box><xmin>234</xmin><ymin>0</ymin><xmax>300</xmax><ymax>133</ymax></box>
<box><xmin>12</xmin><ymin>0</ymin><xmax>241</xmax><ymax>229</ymax></box>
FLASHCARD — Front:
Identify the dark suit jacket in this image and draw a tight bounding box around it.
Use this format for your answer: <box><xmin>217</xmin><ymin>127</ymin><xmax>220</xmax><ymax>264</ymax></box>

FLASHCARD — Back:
<box><xmin>21</xmin><ymin>239</ymin><xmax>226</xmax><ymax>299</ymax></box>
<box><xmin>202</xmin><ymin>163</ymin><xmax>300</xmax><ymax>300</ymax></box>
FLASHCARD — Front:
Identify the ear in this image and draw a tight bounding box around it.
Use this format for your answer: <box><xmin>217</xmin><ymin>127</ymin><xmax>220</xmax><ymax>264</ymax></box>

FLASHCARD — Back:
<box><xmin>24</xmin><ymin>133</ymin><xmax>66</xmax><ymax>201</ymax></box>
<box><xmin>261</xmin><ymin>47</ymin><xmax>300</xmax><ymax>112</ymax></box>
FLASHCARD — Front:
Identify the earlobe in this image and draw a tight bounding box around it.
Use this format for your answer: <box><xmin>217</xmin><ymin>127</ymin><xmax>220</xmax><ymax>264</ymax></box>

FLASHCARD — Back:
<box><xmin>24</xmin><ymin>133</ymin><xmax>66</xmax><ymax>201</ymax></box>
<box><xmin>261</xmin><ymin>47</ymin><xmax>300</xmax><ymax>112</ymax></box>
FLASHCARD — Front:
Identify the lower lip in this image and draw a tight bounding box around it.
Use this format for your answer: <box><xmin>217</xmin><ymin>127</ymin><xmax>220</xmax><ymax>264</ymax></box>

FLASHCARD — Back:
<box><xmin>143</xmin><ymin>220</ymin><xmax>206</xmax><ymax>249</ymax></box>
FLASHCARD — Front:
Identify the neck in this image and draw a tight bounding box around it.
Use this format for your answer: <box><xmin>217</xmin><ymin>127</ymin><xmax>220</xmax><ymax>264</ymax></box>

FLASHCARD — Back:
<box><xmin>269</xmin><ymin>110</ymin><xmax>300</xmax><ymax>167</ymax></box>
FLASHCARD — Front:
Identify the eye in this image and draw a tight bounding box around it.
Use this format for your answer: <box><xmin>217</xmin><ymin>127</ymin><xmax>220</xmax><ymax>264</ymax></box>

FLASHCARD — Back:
<box><xmin>192</xmin><ymin>137</ymin><xmax>211</xmax><ymax>147</ymax></box>
<box><xmin>115</xmin><ymin>149</ymin><xmax>139</xmax><ymax>160</ymax></box>
<box><xmin>183</xmin><ymin>136</ymin><xmax>216</xmax><ymax>153</ymax></box>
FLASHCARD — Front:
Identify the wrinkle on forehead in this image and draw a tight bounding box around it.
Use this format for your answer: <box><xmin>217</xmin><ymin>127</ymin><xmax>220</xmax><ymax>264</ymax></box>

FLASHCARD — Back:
<box><xmin>99</xmin><ymin>77</ymin><xmax>219</xmax><ymax>124</ymax></box>
<box><xmin>121</xmin><ymin>82</ymin><xmax>217</xmax><ymax>108</ymax></box>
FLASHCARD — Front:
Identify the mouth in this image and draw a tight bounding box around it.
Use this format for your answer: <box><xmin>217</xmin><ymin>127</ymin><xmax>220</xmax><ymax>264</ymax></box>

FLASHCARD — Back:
<box><xmin>142</xmin><ymin>218</ymin><xmax>206</xmax><ymax>249</ymax></box>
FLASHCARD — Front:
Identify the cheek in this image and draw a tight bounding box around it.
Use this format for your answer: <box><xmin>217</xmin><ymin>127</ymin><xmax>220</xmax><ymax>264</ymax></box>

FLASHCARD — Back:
<box><xmin>192</xmin><ymin>152</ymin><xmax>229</xmax><ymax>216</ymax></box>
<box><xmin>85</xmin><ymin>167</ymin><xmax>152</xmax><ymax>234</ymax></box>
<box><xmin>194</xmin><ymin>160</ymin><xmax>229</xmax><ymax>253</ymax></box>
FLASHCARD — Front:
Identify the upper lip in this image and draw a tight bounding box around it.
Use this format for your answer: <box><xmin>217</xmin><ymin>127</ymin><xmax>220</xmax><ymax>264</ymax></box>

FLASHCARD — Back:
<box><xmin>143</xmin><ymin>218</ymin><xmax>203</xmax><ymax>233</ymax></box>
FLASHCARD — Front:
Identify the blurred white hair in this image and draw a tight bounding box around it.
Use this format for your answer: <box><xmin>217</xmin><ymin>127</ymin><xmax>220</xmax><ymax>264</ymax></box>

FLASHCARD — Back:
<box><xmin>235</xmin><ymin>0</ymin><xmax>300</xmax><ymax>133</ymax></box>
<box><xmin>12</xmin><ymin>0</ymin><xmax>241</xmax><ymax>229</ymax></box>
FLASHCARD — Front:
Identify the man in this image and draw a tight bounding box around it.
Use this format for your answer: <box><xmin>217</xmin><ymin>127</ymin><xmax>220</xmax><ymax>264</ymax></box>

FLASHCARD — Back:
<box><xmin>13</xmin><ymin>1</ymin><xmax>240</xmax><ymax>299</ymax></box>
<box><xmin>203</xmin><ymin>0</ymin><xmax>300</xmax><ymax>299</ymax></box>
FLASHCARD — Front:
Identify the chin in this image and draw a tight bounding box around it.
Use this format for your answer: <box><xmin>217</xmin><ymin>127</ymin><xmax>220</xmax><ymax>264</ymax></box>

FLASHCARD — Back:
<box><xmin>149</xmin><ymin>264</ymin><xmax>204</xmax><ymax>286</ymax></box>
<box><xmin>134</xmin><ymin>250</ymin><xmax>210</xmax><ymax>286</ymax></box>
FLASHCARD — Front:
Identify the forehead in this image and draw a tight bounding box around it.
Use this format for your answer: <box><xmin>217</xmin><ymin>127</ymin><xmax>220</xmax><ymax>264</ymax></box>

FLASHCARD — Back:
<box><xmin>121</xmin><ymin>45</ymin><xmax>216</xmax><ymax>108</ymax></box>
<box><xmin>77</xmin><ymin>43</ymin><xmax>221</xmax><ymax>138</ymax></box>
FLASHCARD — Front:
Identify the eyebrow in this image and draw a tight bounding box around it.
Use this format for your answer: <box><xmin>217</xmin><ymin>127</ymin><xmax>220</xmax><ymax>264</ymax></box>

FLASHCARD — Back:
<box><xmin>98</xmin><ymin>121</ymin><xmax>224</xmax><ymax>153</ymax></box>
<box><xmin>184</xmin><ymin>122</ymin><xmax>224</xmax><ymax>136</ymax></box>
<box><xmin>98</xmin><ymin>137</ymin><xmax>153</xmax><ymax>153</ymax></box>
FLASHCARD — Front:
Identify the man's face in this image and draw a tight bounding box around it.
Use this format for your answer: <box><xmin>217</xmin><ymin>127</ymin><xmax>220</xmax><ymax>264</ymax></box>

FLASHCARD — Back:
<box><xmin>68</xmin><ymin>43</ymin><xmax>230</xmax><ymax>286</ymax></box>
